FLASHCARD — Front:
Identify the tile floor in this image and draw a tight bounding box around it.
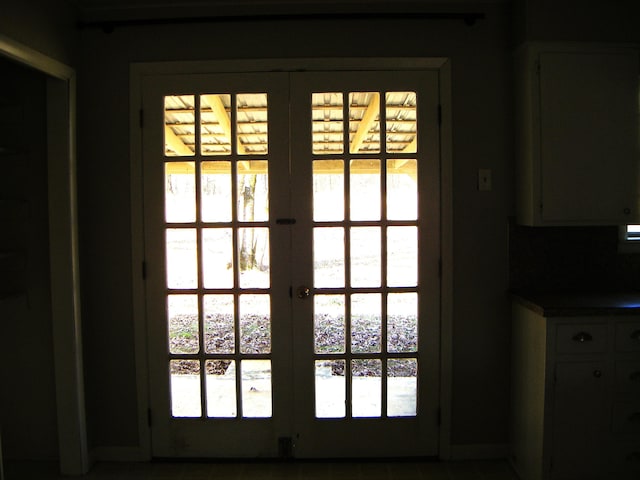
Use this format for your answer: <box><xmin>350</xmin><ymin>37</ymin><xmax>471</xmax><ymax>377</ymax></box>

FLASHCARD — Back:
<box><xmin>3</xmin><ymin>459</ymin><xmax>520</xmax><ymax>480</ymax></box>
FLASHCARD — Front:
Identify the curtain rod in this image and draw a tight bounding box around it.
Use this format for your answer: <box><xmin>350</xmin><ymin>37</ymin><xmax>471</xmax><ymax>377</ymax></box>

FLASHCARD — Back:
<box><xmin>79</xmin><ymin>11</ymin><xmax>485</xmax><ymax>33</ymax></box>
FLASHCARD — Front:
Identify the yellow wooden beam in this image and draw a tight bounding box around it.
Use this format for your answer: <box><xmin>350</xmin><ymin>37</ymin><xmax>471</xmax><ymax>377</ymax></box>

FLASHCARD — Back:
<box><xmin>402</xmin><ymin>136</ymin><xmax>417</xmax><ymax>153</ymax></box>
<box><xmin>201</xmin><ymin>94</ymin><xmax>247</xmax><ymax>155</ymax></box>
<box><xmin>164</xmin><ymin>159</ymin><xmax>417</xmax><ymax>176</ymax></box>
<box><xmin>164</xmin><ymin>125</ymin><xmax>193</xmax><ymax>156</ymax></box>
<box><xmin>350</xmin><ymin>93</ymin><xmax>380</xmax><ymax>153</ymax></box>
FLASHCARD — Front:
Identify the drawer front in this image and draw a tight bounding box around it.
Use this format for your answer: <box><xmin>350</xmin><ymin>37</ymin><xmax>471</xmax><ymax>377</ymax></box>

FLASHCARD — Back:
<box><xmin>556</xmin><ymin>323</ymin><xmax>608</xmax><ymax>354</ymax></box>
<box><xmin>555</xmin><ymin>361</ymin><xmax>608</xmax><ymax>391</ymax></box>
<box><xmin>616</xmin><ymin>361</ymin><xmax>640</xmax><ymax>393</ymax></box>
<box><xmin>616</xmin><ymin>322</ymin><xmax>640</xmax><ymax>352</ymax></box>
<box><xmin>613</xmin><ymin>401</ymin><xmax>640</xmax><ymax>434</ymax></box>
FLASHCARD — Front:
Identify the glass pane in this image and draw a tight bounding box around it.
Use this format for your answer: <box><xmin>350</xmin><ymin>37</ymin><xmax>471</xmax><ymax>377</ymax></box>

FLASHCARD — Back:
<box><xmin>352</xmin><ymin>359</ymin><xmax>381</xmax><ymax>417</ymax></box>
<box><xmin>202</xmin><ymin>228</ymin><xmax>233</xmax><ymax>289</ymax></box>
<box><xmin>387</xmin><ymin>293</ymin><xmax>418</xmax><ymax>353</ymax></box>
<box><xmin>237</xmin><ymin>161</ymin><xmax>269</xmax><ymax>222</ymax></box>
<box><xmin>350</xmin><ymin>160</ymin><xmax>380</xmax><ymax>221</ymax></box>
<box><xmin>241</xmin><ymin>360</ymin><xmax>272</xmax><ymax>418</ymax></box>
<box><xmin>313</xmin><ymin>227</ymin><xmax>344</xmax><ymax>288</ymax></box>
<box><xmin>239</xmin><ymin>294</ymin><xmax>271</xmax><ymax>354</ymax></box>
<box><xmin>200</xmin><ymin>94</ymin><xmax>231</xmax><ymax>156</ymax></box>
<box><xmin>312</xmin><ymin>92</ymin><xmax>343</xmax><ymax>154</ymax></box>
<box><xmin>238</xmin><ymin>227</ymin><xmax>270</xmax><ymax>288</ymax></box>
<box><xmin>165</xmin><ymin>163</ymin><xmax>195</xmax><ymax>223</ymax></box>
<box><xmin>388</xmin><ymin>358</ymin><xmax>417</xmax><ymax>417</ymax></box>
<box><xmin>167</xmin><ymin>294</ymin><xmax>199</xmax><ymax>354</ymax></box>
<box><xmin>387</xmin><ymin>159</ymin><xmax>417</xmax><ymax>220</ymax></box>
<box><xmin>203</xmin><ymin>294</ymin><xmax>234</xmax><ymax>354</ymax></box>
<box><xmin>350</xmin><ymin>227</ymin><xmax>381</xmax><ymax>287</ymax></box>
<box><xmin>351</xmin><ymin>293</ymin><xmax>381</xmax><ymax>354</ymax></box>
<box><xmin>313</xmin><ymin>160</ymin><xmax>344</xmax><ymax>222</ymax></box>
<box><xmin>386</xmin><ymin>92</ymin><xmax>417</xmax><ymax>154</ymax></box>
<box><xmin>315</xmin><ymin>360</ymin><xmax>345</xmax><ymax>418</ymax></box>
<box><xmin>164</xmin><ymin>95</ymin><xmax>195</xmax><ymax>157</ymax></box>
<box><xmin>387</xmin><ymin>226</ymin><xmax>418</xmax><ymax>287</ymax></box>
<box><xmin>314</xmin><ymin>294</ymin><xmax>345</xmax><ymax>354</ymax></box>
<box><xmin>166</xmin><ymin>228</ymin><xmax>197</xmax><ymax>289</ymax></box>
<box><xmin>206</xmin><ymin>360</ymin><xmax>236</xmax><ymax>417</ymax></box>
<box><xmin>237</xmin><ymin>93</ymin><xmax>268</xmax><ymax>155</ymax></box>
<box><xmin>201</xmin><ymin>161</ymin><xmax>232</xmax><ymax>222</ymax></box>
<box><xmin>170</xmin><ymin>359</ymin><xmax>201</xmax><ymax>417</ymax></box>
<box><xmin>349</xmin><ymin>92</ymin><xmax>380</xmax><ymax>154</ymax></box>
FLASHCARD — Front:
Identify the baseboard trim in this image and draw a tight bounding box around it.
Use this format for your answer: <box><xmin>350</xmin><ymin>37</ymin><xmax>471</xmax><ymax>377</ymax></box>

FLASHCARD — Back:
<box><xmin>90</xmin><ymin>446</ymin><xmax>150</xmax><ymax>463</ymax></box>
<box><xmin>448</xmin><ymin>443</ymin><xmax>510</xmax><ymax>460</ymax></box>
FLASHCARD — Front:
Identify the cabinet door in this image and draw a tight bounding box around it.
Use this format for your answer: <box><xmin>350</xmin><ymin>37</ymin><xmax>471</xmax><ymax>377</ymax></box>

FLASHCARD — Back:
<box><xmin>538</xmin><ymin>51</ymin><xmax>639</xmax><ymax>225</ymax></box>
<box><xmin>552</xmin><ymin>361</ymin><xmax>608</xmax><ymax>479</ymax></box>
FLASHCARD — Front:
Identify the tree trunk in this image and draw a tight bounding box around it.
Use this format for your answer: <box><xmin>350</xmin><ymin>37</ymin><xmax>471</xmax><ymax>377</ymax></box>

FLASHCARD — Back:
<box><xmin>239</xmin><ymin>174</ymin><xmax>257</xmax><ymax>271</ymax></box>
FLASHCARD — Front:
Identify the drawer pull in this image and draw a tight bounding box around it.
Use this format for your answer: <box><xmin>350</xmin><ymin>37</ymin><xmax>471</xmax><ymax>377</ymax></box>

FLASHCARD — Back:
<box><xmin>572</xmin><ymin>332</ymin><xmax>593</xmax><ymax>343</ymax></box>
<box><xmin>593</xmin><ymin>370</ymin><xmax>602</xmax><ymax>378</ymax></box>
<box><xmin>631</xmin><ymin>330</ymin><xmax>640</xmax><ymax>341</ymax></box>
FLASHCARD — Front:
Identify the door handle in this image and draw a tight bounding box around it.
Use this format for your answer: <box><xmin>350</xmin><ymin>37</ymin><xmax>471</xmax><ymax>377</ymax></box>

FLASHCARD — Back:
<box><xmin>572</xmin><ymin>331</ymin><xmax>593</xmax><ymax>343</ymax></box>
<box><xmin>296</xmin><ymin>286</ymin><xmax>311</xmax><ymax>299</ymax></box>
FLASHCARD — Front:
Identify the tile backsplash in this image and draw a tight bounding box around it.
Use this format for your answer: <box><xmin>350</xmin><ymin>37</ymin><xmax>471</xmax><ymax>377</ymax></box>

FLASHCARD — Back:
<box><xmin>508</xmin><ymin>218</ymin><xmax>640</xmax><ymax>293</ymax></box>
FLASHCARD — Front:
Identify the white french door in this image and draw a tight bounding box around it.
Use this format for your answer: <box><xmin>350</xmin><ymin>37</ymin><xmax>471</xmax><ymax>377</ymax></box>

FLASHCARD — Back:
<box><xmin>141</xmin><ymin>68</ymin><xmax>441</xmax><ymax>458</ymax></box>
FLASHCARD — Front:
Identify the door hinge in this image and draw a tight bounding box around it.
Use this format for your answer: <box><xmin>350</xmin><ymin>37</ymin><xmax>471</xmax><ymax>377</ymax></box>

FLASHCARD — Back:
<box><xmin>147</xmin><ymin>408</ymin><xmax>152</xmax><ymax>427</ymax></box>
<box><xmin>437</xmin><ymin>407</ymin><xmax>441</xmax><ymax>426</ymax></box>
<box><xmin>139</xmin><ymin>109</ymin><xmax>144</xmax><ymax>128</ymax></box>
<box><xmin>438</xmin><ymin>258</ymin><xmax>443</xmax><ymax>279</ymax></box>
<box><xmin>437</xmin><ymin>104</ymin><xmax>442</xmax><ymax>126</ymax></box>
<box><xmin>289</xmin><ymin>286</ymin><xmax>293</xmax><ymax>298</ymax></box>
<box><xmin>142</xmin><ymin>261</ymin><xmax>147</xmax><ymax>279</ymax></box>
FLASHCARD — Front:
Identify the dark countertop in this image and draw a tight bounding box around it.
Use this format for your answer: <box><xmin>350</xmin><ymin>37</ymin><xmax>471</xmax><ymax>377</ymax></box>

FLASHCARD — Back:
<box><xmin>511</xmin><ymin>291</ymin><xmax>640</xmax><ymax>317</ymax></box>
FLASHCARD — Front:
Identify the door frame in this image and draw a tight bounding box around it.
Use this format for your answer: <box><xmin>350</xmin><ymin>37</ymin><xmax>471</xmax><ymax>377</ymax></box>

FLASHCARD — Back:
<box><xmin>129</xmin><ymin>57</ymin><xmax>453</xmax><ymax>460</ymax></box>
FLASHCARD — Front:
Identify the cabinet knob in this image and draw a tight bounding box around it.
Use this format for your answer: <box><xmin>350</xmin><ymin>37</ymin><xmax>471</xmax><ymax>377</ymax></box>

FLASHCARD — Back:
<box><xmin>593</xmin><ymin>370</ymin><xmax>602</xmax><ymax>378</ymax></box>
<box><xmin>572</xmin><ymin>331</ymin><xmax>593</xmax><ymax>343</ymax></box>
<box><xmin>628</xmin><ymin>412</ymin><xmax>640</xmax><ymax>424</ymax></box>
<box><xmin>624</xmin><ymin>207</ymin><xmax>631</xmax><ymax>215</ymax></box>
<box><xmin>630</xmin><ymin>371</ymin><xmax>640</xmax><ymax>382</ymax></box>
<box><xmin>631</xmin><ymin>330</ymin><xmax>640</xmax><ymax>342</ymax></box>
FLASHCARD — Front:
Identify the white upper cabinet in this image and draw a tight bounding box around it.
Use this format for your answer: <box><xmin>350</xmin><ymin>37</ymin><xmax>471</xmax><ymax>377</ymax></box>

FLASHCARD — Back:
<box><xmin>516</xmin><ymin>43</ymin><xmax>640</xmax><ymax>226</ymax></box>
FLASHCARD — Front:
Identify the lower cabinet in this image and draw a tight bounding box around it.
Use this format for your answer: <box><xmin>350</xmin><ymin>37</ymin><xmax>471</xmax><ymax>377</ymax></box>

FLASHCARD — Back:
<box><xmin>510</xmin><ymin>303</ymin><xmax>640</xmax><ymax>480</ymax></box>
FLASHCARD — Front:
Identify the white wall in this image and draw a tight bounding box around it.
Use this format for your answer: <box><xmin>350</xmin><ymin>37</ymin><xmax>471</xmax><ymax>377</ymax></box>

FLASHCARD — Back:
<box><xmin>0</xmin><ymin>0</ymin><xmax>78</xmax><ymax>66</ymax></box>
<box><xmin>7</xmin><ymin>0</ymin><xmax>638</xmax><ymax>458</ymax></box>
<box><xmin>77</xmin><ymin>2</ymin><xmax>515</xmax><ymax>451</ymax></box>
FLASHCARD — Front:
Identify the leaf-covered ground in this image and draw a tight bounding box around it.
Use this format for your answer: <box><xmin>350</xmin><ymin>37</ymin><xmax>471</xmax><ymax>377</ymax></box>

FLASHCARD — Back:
<box><xmin>169</xmin><ymin>313</ymin><xmax>418</xmax><ymax>377</ymax></box>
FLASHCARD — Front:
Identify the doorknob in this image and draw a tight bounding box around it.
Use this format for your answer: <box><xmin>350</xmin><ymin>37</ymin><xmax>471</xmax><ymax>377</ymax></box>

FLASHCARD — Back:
<box><xmin>296</xmin><ymin>286</ymin><xmax>311</xmax><ymax>299</ymax></box>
